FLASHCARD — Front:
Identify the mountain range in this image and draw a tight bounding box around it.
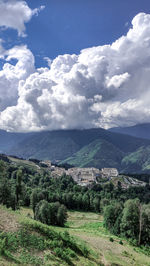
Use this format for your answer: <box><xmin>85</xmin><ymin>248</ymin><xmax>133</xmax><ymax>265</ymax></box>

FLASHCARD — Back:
<box><xmin>1</xmin><ymin>124</ymin><xmax>150</xmax><ymax>173</ymax></box>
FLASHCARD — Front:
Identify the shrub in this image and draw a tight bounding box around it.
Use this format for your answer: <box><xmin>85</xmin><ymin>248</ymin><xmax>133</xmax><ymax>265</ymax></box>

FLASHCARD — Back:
<box><xmin>0</xmin><ymin>237</ymin><xmax>6</xmax><ymax>255</ymax></box>
<box><xmin>109</xmin><ymin>237</ymin><xmax>114</xmax><ymax>242</ymax></box>
<box><xmin>35</xmin><ymin>200</ymin><xmax>67</xmax><ymax>227</ymax></box>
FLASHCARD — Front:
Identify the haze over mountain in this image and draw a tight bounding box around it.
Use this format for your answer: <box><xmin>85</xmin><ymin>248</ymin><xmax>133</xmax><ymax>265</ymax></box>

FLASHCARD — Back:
<box><xmin>0</xmin><ymin>130</ymin><xmax>33</xmax><ymax>153</ymax></box>
<box><xmin>109</xmin><ymin>123</ymin><xmax>150</xmax><ymax>140</ymax></box>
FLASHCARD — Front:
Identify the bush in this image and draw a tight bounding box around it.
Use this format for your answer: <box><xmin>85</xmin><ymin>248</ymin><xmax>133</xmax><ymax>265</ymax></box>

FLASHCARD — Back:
<box><xmin>0</xmin><ymin>237</ymin><xmax>6</xmax><ymax>255</ymax></box>
<box><xmin>109</xmin><ymin>237</ymin><xmax>114</xmax><ymax>242</ymax></box>
<box><xmin>35</xmin><ymin>200</ymin><xmax>67</xmax><ymax>227</ymax></box>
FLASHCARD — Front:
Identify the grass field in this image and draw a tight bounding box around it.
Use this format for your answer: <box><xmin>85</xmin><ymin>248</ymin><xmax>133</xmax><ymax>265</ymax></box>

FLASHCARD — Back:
<box><xmin>0</xmin><ymin>206</ymin><xmax>150</xmax><ymax>265</ymax></box>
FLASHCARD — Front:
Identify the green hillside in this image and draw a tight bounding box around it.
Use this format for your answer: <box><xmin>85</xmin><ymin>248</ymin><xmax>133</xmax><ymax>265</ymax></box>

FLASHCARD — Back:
<box><xmin>0</xmin><ymin>206</ymin><xmax>97</xmax><ymax>266</ymax></box>
<box><xmin>61</xmin><ymin>139</ymin><xmax>150</xmax><ymax>173</ymax></box>
<box><xmin>61</xmin><ymin>139</ymin><xmax>124</xmax><ymax>169</ymax></box>
<box><xmin>121</xmin><ymin>145</ymin><xmax>150</xmax><ymax>173</ymax></box>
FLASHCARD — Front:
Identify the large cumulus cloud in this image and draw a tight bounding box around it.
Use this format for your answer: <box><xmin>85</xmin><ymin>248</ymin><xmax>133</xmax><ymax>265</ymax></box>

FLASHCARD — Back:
<box><xmin>1</xmin><ymin>12</ymin><xmax>150</xmax><ymax>132</ymax></box>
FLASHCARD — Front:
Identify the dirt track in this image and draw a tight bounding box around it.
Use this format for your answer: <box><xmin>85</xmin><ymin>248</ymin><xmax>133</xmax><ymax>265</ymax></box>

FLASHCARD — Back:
<box><xmin>0</xmin><ymin>207</ymin><xmax>19</xmax><ymax>232</ymax></box>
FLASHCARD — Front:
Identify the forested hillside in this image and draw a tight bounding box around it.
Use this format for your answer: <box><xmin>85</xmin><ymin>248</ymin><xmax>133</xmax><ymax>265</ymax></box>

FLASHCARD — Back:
<box><xmin>1</xmin><ymin>128</ymin><xmax>150</xmax><ymax>173</ymax></box>
<box><xmin>61</xmin><ymin>139</ymin><xmax>124</xmax><ymax>169</ymax></box>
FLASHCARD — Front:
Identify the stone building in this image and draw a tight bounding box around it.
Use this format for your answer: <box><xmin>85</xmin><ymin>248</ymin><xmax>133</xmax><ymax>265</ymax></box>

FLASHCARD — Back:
<box><xmin>66</xmin><ymin>167</ymin><xmax>101</xmax><ymax>186</ymax></box>
<box><xmin>50</xmin><ymin>165</ymin><xmax>119</xmax><ymax>186</ymax></box>
<box><xmin>101</xmin><ymin>168</ymin><xmax>118</xmax><ymax>178</ymax></box>
<box><xmin>40</xmin><ymin>160</ymin><xmax>51</xmax><ymax>168</ymax></box>
<box><xmin>51</xmin><ymin>167</ymin><xmax>66</xmax><ymax>178</ymax></box>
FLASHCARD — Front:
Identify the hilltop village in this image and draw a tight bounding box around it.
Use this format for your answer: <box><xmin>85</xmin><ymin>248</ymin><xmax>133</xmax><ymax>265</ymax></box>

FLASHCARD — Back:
<box><xmin>39</xmin><ymin>160</ymin><xmax>118</xmax><ymax>185</ymax></box>
<box><xmin>39</xmin><ymin>160</ymin><xmax>146</xmax><ymax>188</ymax></box>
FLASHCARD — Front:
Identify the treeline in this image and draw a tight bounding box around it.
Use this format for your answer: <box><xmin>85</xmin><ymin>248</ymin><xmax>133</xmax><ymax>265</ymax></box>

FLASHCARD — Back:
<box><xmin>103</xmin><ymin>199</ymin><xmax>150</xmax><ymax>246</ymax></box>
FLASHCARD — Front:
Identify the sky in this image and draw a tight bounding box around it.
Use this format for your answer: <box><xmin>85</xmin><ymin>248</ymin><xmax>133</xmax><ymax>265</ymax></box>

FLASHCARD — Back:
<box><xmin>0</xmin><ymin>0</ymin><xmax>150</xmax><ymax>132</ymax></box>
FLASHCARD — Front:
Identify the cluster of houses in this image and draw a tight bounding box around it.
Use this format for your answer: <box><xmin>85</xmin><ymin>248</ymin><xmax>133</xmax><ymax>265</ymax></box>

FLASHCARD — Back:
<box><xmin>40</xmin><ymin>160</ymin><xmax>119</xmax><ymax>186</ymax></box>
<box><xmin>66</xmin><ymin>167</ymin><xmax>119</xmax><ymax>186</ymax></box>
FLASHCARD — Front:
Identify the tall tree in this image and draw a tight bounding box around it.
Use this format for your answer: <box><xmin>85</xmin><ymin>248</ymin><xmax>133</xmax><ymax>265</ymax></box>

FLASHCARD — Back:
<box><xmin>15</xmin><ymin>167</ymin><xmax>23</xmax><ymax>204</ymax></box>
<box><xmin>120</xmin><ymin>199</ymin><xmax>140</xmax><ymax>241</ymax></box>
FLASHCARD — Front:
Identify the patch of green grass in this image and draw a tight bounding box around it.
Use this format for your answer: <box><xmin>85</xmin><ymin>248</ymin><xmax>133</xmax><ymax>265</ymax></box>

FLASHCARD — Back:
<box><xmin>79</xmin><ymin>222</ymin><xmax>103</xmax><ymax>230</ymax></box>
<box><xmin>133</xmin><ymin>245</ymin><xmax>150</xmax><ymax>256</ymax></box>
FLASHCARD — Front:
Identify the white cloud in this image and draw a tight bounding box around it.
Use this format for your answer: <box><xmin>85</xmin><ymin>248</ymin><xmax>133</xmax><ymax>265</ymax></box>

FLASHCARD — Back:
<box><xmin>0</xmin><ymin>45</ymin><xmax>34</xmax><ymax>110</ymax></box>
<box><xmin>106</xmin><ymin>73</ymin><xmax>130</xmax><ymax>89</ymax></box>
<box><xmin>1</xmin><ymin>12</ymin><xmax>150</xmax><ymax>131</ymax></box>
<box><xmin>0</xmin><ymin>0</ymin><xmax>45</xmax><ymax>36</ymax></box>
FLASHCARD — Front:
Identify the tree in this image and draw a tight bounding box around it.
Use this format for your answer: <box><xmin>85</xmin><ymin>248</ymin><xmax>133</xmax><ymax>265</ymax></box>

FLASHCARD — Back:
<box><xmin>15</xmin><ymin>167</ymin><xmax>23</xmax><ymax>204</ymax></box>
<box><xmin>93</xmin><ymin>196</ymin><xmax>100</xmax><ymax>212</ymax></box>
<box><xmin>138</xmin><ymin>203</ymin><xmax>150</xmax><ymax>245</ymax></box>
<box><xmin>57</xmin><ymin>204</ymin><xmax>67</xmax><ymax>226</ymax></box>
<box><xmin>82</xmin><ymin>194</ymin><xmax>90</xmax><ymax>211</ymax></box>
<box><xmin>120</xmin><ymin>199</ymin><xmax>150</xmax><ymax>245</ymax></box>
<box><xmin>104</xmin><ymin>202</ymin><xmax>123</xmax><ymax>234</ymax></box>
<box><xmin>0</xmin><ymin>161</ymin><xmax>18</xmax><ymax>210</ymax></box>
<box><xmin>35</xmin><ymin>200</ymin><xmax>51</xmax><ymax>225</ymax></box>
<box><xmin>0</xmin><ymin>177</ymin><xmax>11</xmax><ymax>207</ymax></box>
<box><xmin>35</xmin><ymin>200</ymin><xmax>68</xmax><ymax>227</ymax></box>
<box><xmin>30</xmin><ymin>188</ymin><xmax>45</xmax><ymax>218</ymax></box>
<box><xmin>120</xmin><ymin>199</ymin><xmax>140</xmax><ymax>241</ymax></box>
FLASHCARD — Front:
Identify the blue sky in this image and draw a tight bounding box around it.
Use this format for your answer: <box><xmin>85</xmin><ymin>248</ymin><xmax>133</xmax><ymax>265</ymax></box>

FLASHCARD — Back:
<box><xmin>1</xmin><ymin>0</ymin><xmax>150</xmax><ymax>132</ymax></box>
<box><xmin>1</xmin><ymin>0</ymin><xmax>150</xmax><ymax>67</ymax></box>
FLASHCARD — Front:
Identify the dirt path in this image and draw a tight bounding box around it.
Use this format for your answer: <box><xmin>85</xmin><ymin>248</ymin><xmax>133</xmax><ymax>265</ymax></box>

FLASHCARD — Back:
<box><xmin>0</xmin><ymin>207</ymin><xmax>20</xmax><ymax>232</ymax></box>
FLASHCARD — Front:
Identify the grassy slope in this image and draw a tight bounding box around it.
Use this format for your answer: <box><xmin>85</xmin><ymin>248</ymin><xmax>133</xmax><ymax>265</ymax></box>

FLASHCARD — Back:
<box><xmin>8</xmin><ymin>156</ymin><xmax>50</xmax><ymax>176</ymax></box>
<box><xmin>122</xmin><ymin>146</ymin><xmax>150</xmax><ymax>173</ymax></box>
<box><xmin>0</xmin><ymin>206</ymin><xmax>100</xmax><ymax>266</ymax></box>
<box><xmin>61</xmin><ymin>139</ymin><xmax>124</xmax><ymax>169</ymax></box>
<box><xmin>1</xmin><ymin>206</ymin><xmax>149</xmax><ymax>266</ymax></box>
